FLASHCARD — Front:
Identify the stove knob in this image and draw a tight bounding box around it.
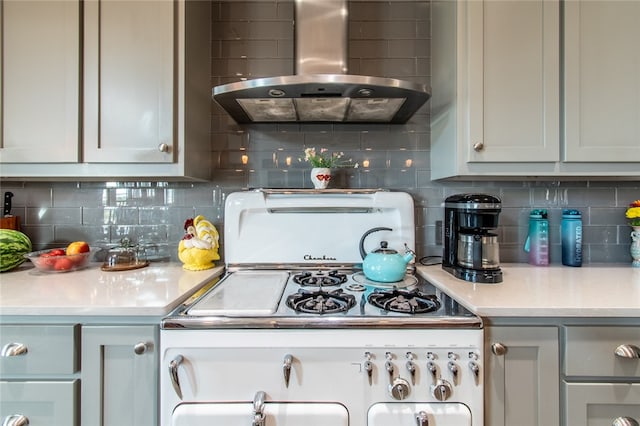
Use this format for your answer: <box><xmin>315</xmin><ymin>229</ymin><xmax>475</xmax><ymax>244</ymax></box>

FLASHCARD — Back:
<box><xmin>389</xmin><ymin>377</ymin><xmax>411</xmax><ymax>400</ymax></box>
<box><xmin>431</xmin><ymin>379</ymin><xmax>453</xmax><ymax>401</ymax></box>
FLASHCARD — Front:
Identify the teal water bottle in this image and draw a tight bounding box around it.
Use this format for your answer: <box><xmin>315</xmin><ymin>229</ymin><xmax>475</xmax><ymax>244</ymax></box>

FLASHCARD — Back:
<box><xmin>561</xmin><ymin>209</ymin><xmax>582</xmax><ymax>267</ymax></box>
<box><xmin>524</xmin><ymin>209</ymin><xmax>549</xmax><ymax>266</ymax></box>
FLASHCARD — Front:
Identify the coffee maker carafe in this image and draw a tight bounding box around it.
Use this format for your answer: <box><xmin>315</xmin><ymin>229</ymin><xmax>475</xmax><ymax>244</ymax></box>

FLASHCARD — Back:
<box><xmin>443</xmin><ymin>194</ymin><xmax>503</xmax><ymax>283</ymax></box>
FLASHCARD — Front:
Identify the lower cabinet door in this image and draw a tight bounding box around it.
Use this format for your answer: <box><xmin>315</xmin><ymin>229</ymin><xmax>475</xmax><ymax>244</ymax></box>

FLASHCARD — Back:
<box><xmin>171</xmin><ymin>402</ymin><xmax>348</xmax><ymax>426</ymax></box>
<box><xmin>81</xmin><ymin>325</ymin><xmax>158</xmax><ymax>426</ymax></box>
<box><xmin>0</xmin><ymin>380</ymin><xmax>78</xmax><ymax>426</ymax></box>
<box><xmin>565</xmin><ymin>382</ymin><xmax>640</xmax><ymax>425</ymax></box>
<box><xmin>368</xmin><ymin>403</ymin><xmax>472</xmax><ymax>426</ymax></box>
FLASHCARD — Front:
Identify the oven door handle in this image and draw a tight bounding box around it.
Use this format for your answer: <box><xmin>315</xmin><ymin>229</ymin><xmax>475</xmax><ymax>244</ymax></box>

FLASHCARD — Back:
<box><xmin>168</xmin><ymin>355</ymin><xmax>184</xmax><ymax>399</ymax></box>
<box><xmin>416</xmin><ymin>411</ymin><xmax>429</xmax><ymax>426</ymax></box>
<box><xmin>253</xmin><ymin>391</ymin><xmax>266</xmax><ymax>426</ymax></box>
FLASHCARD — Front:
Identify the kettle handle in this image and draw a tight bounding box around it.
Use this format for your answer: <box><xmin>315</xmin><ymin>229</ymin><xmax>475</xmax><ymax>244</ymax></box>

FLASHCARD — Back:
<box><xmin>359</xmin><ymin>227</ymin><xmax>393</xmax><ymax>260</ymax></box>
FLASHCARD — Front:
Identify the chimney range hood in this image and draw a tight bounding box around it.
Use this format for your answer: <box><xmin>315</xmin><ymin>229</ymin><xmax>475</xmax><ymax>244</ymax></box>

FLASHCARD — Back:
<box><xmin>212</xmin><ymin>0</ymin><xmax>431</xmax><ymax>124</ymax></box>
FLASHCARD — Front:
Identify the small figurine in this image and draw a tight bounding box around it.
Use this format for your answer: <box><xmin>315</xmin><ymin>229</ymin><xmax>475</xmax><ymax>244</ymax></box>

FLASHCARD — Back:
<box><xmin>178</xmin><ymin>215</ymin><xmax>220</xmax><ymax>271</ymax></box>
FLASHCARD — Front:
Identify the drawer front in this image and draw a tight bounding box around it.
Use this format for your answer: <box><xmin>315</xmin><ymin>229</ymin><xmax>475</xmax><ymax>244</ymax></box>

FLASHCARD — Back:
<box><xmin>564</xmin><ymin>382</ymin><xmax>640</xmax><ymax>425</ymax></box>
<box><xmin>0</xmin><ymin>325</ymin><xmax>78</xmax><ymax>376</ymax></box>
<box><xmin>0</xmin><ymin>380</ymin><xmax>78</xmax><ymax>426</ymax></box>
<box><xmin>564</xmin><ymin>326</ymin><xmax>640</xmax><ymax>378</ymax></box>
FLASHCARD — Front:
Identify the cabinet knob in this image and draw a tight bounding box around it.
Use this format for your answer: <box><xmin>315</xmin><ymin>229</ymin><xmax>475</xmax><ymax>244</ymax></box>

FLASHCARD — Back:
<box><xmin>1</xmin><ymin>414</ymin><xmax>30</xmax><ymax>426</ymax></box>
<box><xmin>613</xmin><ymin>417</ymin><xmax>639</xmax><ymax>426</ymax></box>
<box><xmin>133</xmin><ymin>342</ymin><xmax>149</xmax><ymax>355</ymax></box>
<box><xmin>491</xmin><ymin>342</ymin><xmax>507</xmax><ymax>356</ymax></box>
<box><xmin>473</xmin><ymin>142</ymin><xmax>484</xmax><ymax>152</ymax></box>
<box><xmin>1</xmin><ymin>343</ymin><xmax>28</xmax><ymax>357</ymax></box>
<box><xmin>614</xmin><ymin>344</ymin><xmax>640</xmax><ymax>359</ymax></box>
<box><xmin>158</xmin><ymin>143</ymin><xmax>170</xmax><ymax>153</ymax></box>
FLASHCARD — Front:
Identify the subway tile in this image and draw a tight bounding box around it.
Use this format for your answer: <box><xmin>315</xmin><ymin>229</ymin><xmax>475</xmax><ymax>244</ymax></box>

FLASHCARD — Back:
<box><xmin>220</xmin><ymin>2</ymin><xmax>280</xmax><ymax>20</ymax></box>
<box><xmin>53</xmin><ymin>187</ymin><xmax>108</xmax><ymax>208</ymax></box>
<box><xmin>557</xmin><ymin>187</ymin><xmax>616</xmax><ymax>207</ymax></box>
<box><xmin>583</xmin><ymin>225</ymin><xmax>618</xmax><ymax>245</ymax></box>
<box><xmin>15</xmin><ymin>185</ymin><xmax>52</xmax><ymax>208</ymax></box>
<box><xmin>498</xmin><ymin>188</ymin><xmax>531</xmax><ymax>207</ymax></box>
<box><xmin>590</xmin><ymin>207</ymin><xmax>627</xmax><ymax>226</ymax></box>
<box><xmin>26</xmin><ymin>207</ymin><xmax>81</xmax><ymax>226</ymax></box>
<box><xmin>617</xmin><ymin>187</ymin><xmax>640</xmax><ymax>206</ymax></box>
<box><xmin>351</xmin><ymin>21</ymin><xmax>417</xmax><ymax>40</ymax></box>
<box><xmin>350</xmin><ymin>40</ymin><xmax>389</xmax><ymax>58</ymax></box>
<box><xmin>221</xmin><ymin>40</ymin><xmax>279</xmax><ymax>59</ymax></box>
<box><xmin>54</xmin><ymin>225</ymin><xmax>109</xmax><ymax>246</ymax></box>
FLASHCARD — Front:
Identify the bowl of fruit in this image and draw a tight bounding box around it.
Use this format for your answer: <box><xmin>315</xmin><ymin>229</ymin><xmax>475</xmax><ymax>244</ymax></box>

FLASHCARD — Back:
<box><xmin>25</xmin><ymin>241</ymin><xmax>94</xmax><ymax>273</ymax></box>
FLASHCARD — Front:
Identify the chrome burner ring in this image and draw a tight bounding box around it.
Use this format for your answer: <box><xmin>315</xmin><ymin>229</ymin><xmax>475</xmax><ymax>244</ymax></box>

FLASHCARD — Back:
<box><xmin>367</xmin><ymin>289</ymin><xmax>441</xmax><ymax>314</ymax></box>
<box><xmin>286</xmin><ymin>289</ymin><xmax>356</xmax><ymax>314</ymax></box>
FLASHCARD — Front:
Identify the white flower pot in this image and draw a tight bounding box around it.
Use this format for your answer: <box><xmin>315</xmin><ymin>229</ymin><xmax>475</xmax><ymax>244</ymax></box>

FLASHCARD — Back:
<box><xmin>311</xmin><ymin>167</ymin><xmax>332</xmax><ymax>189</ymax></box>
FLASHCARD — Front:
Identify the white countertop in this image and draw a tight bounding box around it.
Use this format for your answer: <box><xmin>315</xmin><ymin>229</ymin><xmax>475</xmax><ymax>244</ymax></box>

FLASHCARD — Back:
<box><xmin>0</xmin><ymin>262</ymin><xmax>224</xmax><ymax>316</ymax></box>
<box><xmin>417</xmin><ymin>264</ymin><xmax>640</xmax><ymax>317</ymax></box>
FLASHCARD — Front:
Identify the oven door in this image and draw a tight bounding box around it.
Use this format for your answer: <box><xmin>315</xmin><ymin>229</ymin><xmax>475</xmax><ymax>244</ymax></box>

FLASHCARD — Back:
<box><xmin>172</xmin><ymin>402</ymin><xmax>348</xmax><ymax>425</ymax></box>
<box><xmin>368</xmin><ymin>403</ymin><xmax>472</xmax><ymax>425</ymax></box>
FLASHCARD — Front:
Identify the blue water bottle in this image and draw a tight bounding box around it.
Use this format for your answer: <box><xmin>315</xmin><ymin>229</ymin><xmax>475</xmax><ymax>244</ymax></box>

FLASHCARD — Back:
<box><xmin>524</xmin><ymin>209</ymin><xmax>549</xmax><ymax>266</ymax></box>
<box><xmin>561</xmin><ymin>209</ymin><xmax>582</xmax><ymax>267</ymax></box>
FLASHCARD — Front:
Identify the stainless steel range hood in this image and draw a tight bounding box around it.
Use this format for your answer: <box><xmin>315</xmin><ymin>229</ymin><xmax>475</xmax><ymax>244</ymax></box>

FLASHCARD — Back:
<box><xmin>212</xmin><ymin>0</ymin><xmax>431</xmax><ymax>124</ymax></box>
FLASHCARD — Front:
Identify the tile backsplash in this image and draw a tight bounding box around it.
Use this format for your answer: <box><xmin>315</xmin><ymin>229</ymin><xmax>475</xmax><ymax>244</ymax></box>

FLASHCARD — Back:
<box><xmin>2</xmin><ymin>0</ymin><xmax>639</xmax><ymax>265</ymax></box>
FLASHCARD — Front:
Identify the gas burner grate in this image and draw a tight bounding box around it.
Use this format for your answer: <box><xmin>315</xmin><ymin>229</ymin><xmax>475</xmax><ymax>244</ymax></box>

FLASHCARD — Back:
<box><xmin>292</xmin><ymin>270</ymin><xmax>348</xmax><ymax>287</ymax></box>
<box><xmin>286</xmin><ymin>289</ymin><xmax>356</xmax><ymax>314</ymax></box>
<box><xmin>367</xmin><ymin>289</ymin><xmax>441</xmax><ymax>314</ymax></box>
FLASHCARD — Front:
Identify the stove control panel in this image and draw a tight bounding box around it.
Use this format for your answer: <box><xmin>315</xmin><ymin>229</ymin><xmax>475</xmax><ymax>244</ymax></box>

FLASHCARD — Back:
<box><xmin>362</xmin><ymin>349</ymin><xmax>482</xmax><ymax>401</ymax></box>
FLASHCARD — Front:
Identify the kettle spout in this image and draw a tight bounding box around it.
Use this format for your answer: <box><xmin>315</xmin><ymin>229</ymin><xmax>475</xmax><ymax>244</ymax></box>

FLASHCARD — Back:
<box><xmin>403</xmin><ymin>244</ymin><xmax>416</xmax><ymax>264</ymax></box>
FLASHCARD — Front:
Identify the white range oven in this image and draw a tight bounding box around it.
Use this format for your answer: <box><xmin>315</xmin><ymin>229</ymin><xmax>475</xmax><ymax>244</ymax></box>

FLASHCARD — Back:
<box><xmin>160</xmin><ymin>189</ymin><xmax>484</xmax><ymax>426</ymax></box>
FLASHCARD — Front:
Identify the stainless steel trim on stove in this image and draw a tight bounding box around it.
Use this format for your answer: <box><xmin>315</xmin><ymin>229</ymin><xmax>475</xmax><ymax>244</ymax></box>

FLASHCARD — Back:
<box><xmin>162</xmin><ymin>315</ymin><xmax>482</xmax><ymax>330</ymax></box>
<box><xmin>222</xmin><ymin>264</ymin><xmax>416</xmax><ymax>274</ymax></box>
<box><xmin>258</xmin><ymin>188</ymin><xmax>385</xmax><ymax>195</ymax></box>
<box><xmin>268</xmin><ymin>207</ymin><xmax>375</xmax><ymax>214</ymax></box>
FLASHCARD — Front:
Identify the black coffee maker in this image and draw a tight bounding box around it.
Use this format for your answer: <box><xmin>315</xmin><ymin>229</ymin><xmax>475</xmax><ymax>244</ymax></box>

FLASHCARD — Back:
<box><xmin>443</xmin><ymin>194</ymin><xmax>503</xmax><ymax>283</ymax></box>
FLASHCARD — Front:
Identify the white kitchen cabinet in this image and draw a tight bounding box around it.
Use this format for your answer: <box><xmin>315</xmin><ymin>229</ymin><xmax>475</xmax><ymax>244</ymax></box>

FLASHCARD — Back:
<box><xmin>484</xmin><ymin>326</ymin><xmax>560</xmax><ymax>426</ymax></box>
<box><xmin>564</xmin><ymin>0</ymin><xmax>640</xmax><ymax>163</ymax></box>
<box><xmin>0</xmin><ymin>0</ymin><xmax>211</xmax><ymax>180</ymax></box>
<box><xmin>431</xmin><ymin>0</ymin><xmax>639</xmax><ymax>179</ymax></box>
<box><xmin>81</xmin><ymin>325</ymin><xmax>158</xmax><ymax>426</ymax></box>
<box><xmin>0</xmin><ymin>0</ymin><xmax>80</xmax><ymax>163</ymax></box>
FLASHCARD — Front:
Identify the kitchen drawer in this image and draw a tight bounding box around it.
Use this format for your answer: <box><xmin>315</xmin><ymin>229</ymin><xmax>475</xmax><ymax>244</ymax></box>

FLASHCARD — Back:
<box><xmin>564</xmin><ymin>382</ymin><xmax>640</xmax><ymax>425</ymax></box>
<box><xmin>564</xmin><ymin>326</ymin><xmax>640</xmax><ymax>378</ymax></box>
<box><xmin>0</xmin><ymin>380</ymin><xmax>78</xmax><ymax>426</ymax></box>
<box><xmin>0</xmin><ymin>325</ymin><xmax>79</xmax><ymax>376</ymax></box>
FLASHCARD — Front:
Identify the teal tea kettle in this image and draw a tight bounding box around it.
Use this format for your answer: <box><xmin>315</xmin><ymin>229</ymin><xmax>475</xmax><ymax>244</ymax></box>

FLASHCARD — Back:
<box><xmin>359</xmin><ymin>227</ymin><xmax>415</xmax><ymax>283</ymax></box>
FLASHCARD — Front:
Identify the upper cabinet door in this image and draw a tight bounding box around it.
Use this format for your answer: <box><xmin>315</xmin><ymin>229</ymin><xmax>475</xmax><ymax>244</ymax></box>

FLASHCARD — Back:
<box><xmin>467</xmin><ymin>0</ymin><xmax>560</xmax><ymax>163</ymax></box>
<box><xmin>83</xmin><ymin>0</ymin><xmax>175</xmax><ymax>163</ymax></box>
<box><xmin>564</xmin><ymin>0</ymin><xmax>640</xmax><ymax>162</ymax></box>
<box><xmin>0</xmin><ymin>0</ymin><xmax>80</xmax><ymax>163</ymax></box>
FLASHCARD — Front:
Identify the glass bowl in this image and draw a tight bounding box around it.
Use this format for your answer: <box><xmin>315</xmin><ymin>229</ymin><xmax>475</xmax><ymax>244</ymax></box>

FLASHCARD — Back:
<box><xmin>24</xmin><ymin>248</ymin><xmax>93</xmax><ymax>273</ymax></box>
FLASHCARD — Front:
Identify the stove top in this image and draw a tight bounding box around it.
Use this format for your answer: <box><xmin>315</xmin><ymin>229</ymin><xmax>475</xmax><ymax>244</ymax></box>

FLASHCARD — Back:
<box><xmin>163</xmin><ymin>269</ymin><xmax>481</xmax><ymax>329</ymax></box>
